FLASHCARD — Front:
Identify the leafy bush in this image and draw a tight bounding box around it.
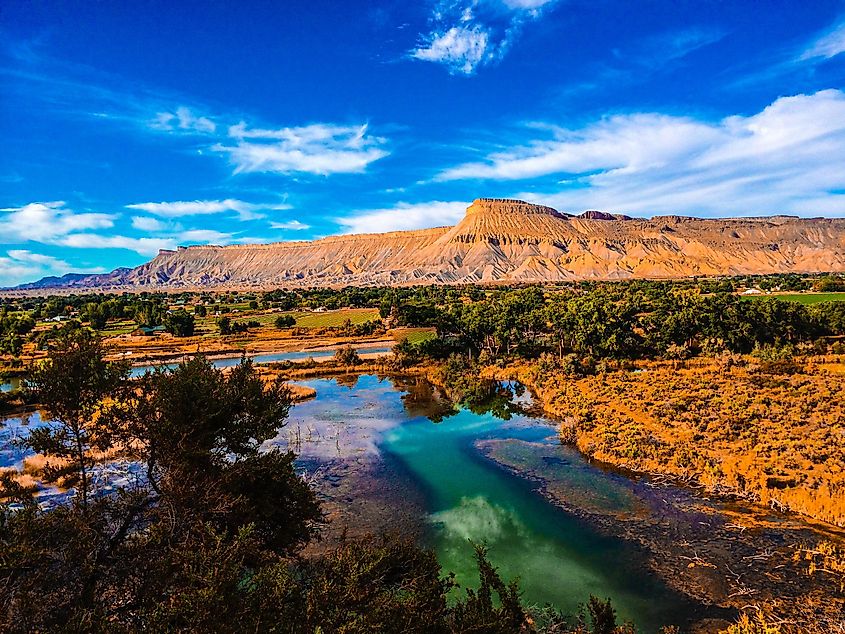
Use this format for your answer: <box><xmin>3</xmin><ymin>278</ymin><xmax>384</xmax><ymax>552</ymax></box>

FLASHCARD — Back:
<box><xmin>334</xmin><ymin>345</ymin><xmax>360</xmax><ymax>366</ymax></box>
<box><xmin>275</xmin><ymin>314</ymin><xmax>296</xmax><ymax>329</ymax></box>
<box><xmin>164</xmin><ymin>309</ymin><xmax>195</xmax><ymax>337</ymax></box>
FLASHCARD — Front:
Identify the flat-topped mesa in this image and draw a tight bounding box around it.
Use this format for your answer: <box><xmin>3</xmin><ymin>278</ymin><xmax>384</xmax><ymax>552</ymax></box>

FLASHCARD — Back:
<box><xmin>465</xmin><ymin>198</ymin><xmax>568</xmax><ymax>219</ymax></box>
<box><xmin>12</xmin><ymin>195</ymin><xmax>845</xmax><ymax>291</ymax></box>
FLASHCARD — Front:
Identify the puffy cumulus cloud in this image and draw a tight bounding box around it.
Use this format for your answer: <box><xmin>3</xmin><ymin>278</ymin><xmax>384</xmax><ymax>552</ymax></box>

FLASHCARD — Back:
<box><xmin>0</xmin><ymin>201</ymin><xmax>176</xmax><ymax>257</ymax></box>
<box><xmin>440</xmin><ymin>90</ymin><xmax>845</xmax><ymax>217</ymax></box>
<box><xmin>0</xmin><ymin>201</ymin><xmax>115</xmax><ymax>242</ymax></box>
<box><xmin>800</xmin><ymin>19</ymin><xmax>845</xmax><ymax>61</ymax></box>
<box><xmin>125</xmin><ymin>198</ymin><xmax>288</xmax><ymax>221</ymax></box>
<box><xmin>151</xmin><ymin>106</ymin><xmax>216</xmax><ymax>134</ymax></box>
<box><xmin>337</xmin><ymin>200</ymin><xmax>468</xmax><ymax>234</ymax></box>
<box><xmin>0</xmin><ymin>200</ymin><xmax>258</xmax><ymax>260</ymax></box>
<box><xmin>0</xmin><ymin>249</ymin><xmax>105</xmax><ymax>287</ymax></box>
<box><xmin>215</xmin><ymin>123</ymin><xmax>388</xmax><ymax>175</ymax></box>
<box><xmin>411</xmin><ymin>0</ymin><xmax>559</xmax><ymax>74</ymax></box>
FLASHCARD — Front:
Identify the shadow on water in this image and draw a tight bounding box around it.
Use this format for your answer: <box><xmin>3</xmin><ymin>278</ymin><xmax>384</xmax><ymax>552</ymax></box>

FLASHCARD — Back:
<box><xmin>287</xmin><ymin>374</ymin><xmax>704</xmax><ymax>631</ymax></box>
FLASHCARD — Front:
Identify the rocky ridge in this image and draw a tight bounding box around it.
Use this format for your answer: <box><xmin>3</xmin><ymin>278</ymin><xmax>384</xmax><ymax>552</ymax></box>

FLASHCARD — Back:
<box><xmin>15</xmin><ymin>198</ymin><xmax>845</xmax><ymax>289</ymax></box>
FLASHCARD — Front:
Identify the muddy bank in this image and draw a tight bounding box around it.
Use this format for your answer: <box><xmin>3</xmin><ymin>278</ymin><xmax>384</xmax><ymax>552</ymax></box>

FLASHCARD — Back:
<box><xmin>478</xmin><ymin>437</ymin><xmax>845</xmax><ymax>633</ymax></box>
<box><xmin>300</xmin><ymin>451</ymin><xmax>428</xmax><ymax>555</ymax></box>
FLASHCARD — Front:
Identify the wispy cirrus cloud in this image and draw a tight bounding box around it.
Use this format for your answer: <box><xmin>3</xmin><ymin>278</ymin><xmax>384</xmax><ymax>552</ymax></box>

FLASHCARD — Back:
<box><xmin>3</xmin><ymin>48</ymin><xmax>390</xmax><ymax>177</ymax></box>
<box><xmin>214</xmin><ymin>123</ymin><xmax>388</xmax><ymax>175</ymax></box>
<box><xmin>270</xmin><ymin>220</ymin><xmax>311</xmax><ymax>231</ymax></box>
<box><xmin>150</xmin><ymin>106</ymin><xmax>217</xmax><ymax>134</ymax></box>
<box><xmin>624</xmin><ymin>26</ymin><xmax>726</xmax><ymax>67</ymax></box>
<box><xmin>338</xmin><ymin>200</ymin><xmax>468</xmax><ymax>234</ymax></box>
<box><xmin>439</xmin><ymin>89</ymin><xmax>845</xmax><ymax>216</ymax></box>
<box><xmin>56</xmin><ymin>234</ymin><xmax>177</xmax><ymax>257</ymax></box>
<box><xmin>411</xmin><ymin>0</ymin><xmax>559</xmax><ymax>75</ymax></box>
<box><xmin>799</xmin><ymin>19</ymin><xmax>845</xmax><ymax>61</ymax></box>
<box><xmin>125</xmin><ymin>198</ymin><xmax>289</xmax><ymax>221</ymax></box>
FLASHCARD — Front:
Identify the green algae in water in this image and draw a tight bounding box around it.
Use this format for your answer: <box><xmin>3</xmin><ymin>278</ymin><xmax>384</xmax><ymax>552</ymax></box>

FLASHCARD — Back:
<box><xmin>291</xmin><ymin>375</ymin><xmax>698</xmax><ymax>630</ymax></box>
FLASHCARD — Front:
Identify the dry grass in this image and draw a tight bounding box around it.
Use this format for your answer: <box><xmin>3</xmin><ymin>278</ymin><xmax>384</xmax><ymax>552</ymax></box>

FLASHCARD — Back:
<box><xmin>514</xmin><ymin>357</ymin><xmax>845</xmax><ymax>527</ymax></box>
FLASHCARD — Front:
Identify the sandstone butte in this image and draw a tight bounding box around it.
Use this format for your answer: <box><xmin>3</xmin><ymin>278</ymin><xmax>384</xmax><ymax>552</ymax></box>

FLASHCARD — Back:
<box><xmin>16</xmin><ymin>198</ymin><xmax>845</xmax><ymax>290</ymax></box>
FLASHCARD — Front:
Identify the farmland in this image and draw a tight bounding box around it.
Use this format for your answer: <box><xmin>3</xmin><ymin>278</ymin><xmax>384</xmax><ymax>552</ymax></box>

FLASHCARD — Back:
<box><xmin>749</xmin><ymin>292</ymin><xmax>845</xmax><ymax>305</ymax></box>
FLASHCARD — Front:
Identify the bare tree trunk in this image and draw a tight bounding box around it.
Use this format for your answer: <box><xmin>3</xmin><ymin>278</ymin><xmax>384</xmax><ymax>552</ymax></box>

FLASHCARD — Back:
<box><xmin>74</xmin><ymin>424</ymin><xmax>89</xmax><ymax>508</ymax></box>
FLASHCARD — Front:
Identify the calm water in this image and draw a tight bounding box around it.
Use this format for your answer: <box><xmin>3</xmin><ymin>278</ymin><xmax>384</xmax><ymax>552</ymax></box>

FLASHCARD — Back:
<box><xmin>0</xmin><ymin>372</ymin><xmax>697</xmax><ymax>628</ymax></box>
<box><xmin>128</xmin><ymin>346</ymin><xmax>392</xmax><ymax>377</ymax></box>
<box><xmin>279</xmin><ymin>375</ymin><xmax>696</xmax><ymax>630</ymax></box>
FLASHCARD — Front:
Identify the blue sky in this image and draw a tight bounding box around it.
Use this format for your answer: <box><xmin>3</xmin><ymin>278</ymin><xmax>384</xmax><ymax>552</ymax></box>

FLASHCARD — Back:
<box><xmin>1</xmin><ymin>0</ymin><xmax>845</xmax><ymax>285</ymax></box>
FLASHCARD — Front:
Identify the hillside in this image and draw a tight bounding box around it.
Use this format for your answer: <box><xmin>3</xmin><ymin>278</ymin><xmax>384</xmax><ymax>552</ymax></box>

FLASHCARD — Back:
<box><xmin>17</xmin><ymin>198</ymin><xmax>845</xmax><ymax>289</ymax></box>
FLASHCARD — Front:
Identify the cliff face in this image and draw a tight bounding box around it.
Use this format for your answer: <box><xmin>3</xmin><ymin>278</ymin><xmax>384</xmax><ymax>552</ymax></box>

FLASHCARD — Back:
<box><xmin>21</xmin><ymin>198</ymin><xmax>845</xmax><ymax>289</ymax></box>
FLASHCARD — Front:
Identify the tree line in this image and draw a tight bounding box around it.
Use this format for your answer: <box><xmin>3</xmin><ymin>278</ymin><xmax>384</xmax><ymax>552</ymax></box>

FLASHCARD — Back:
<box><xmin>392</xmin><ymin>284</ymin><xmax>845</xmax><ymax>363</ymax></box>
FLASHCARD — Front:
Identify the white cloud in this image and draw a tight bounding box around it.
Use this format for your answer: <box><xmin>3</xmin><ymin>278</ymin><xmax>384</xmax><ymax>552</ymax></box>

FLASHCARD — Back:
<box><xmin>5</xmin><ymin>53</ymin><xmax>387</xmax><ymax>180</ymax></box>
<box><xmin>151</xmin><ymin>106</ymin><xmax>216</xmax><ymax>133</ymax></box>
<box><xmin>0</xmin><ymin>249</ymin><xmax>105</xmax><ymax>287</ymax></box>
<box><xmin>0</xmin><ymin>200</ymin><xmax>254</xmax><ymax>258</ymax></box>
<box><xmin>131</xmin><ymin>216</ymin><xmax>169</xmax><ymax>232</ymax></box>
<box><xmin>270</xmin><ymin>220</ymin><xmax>310</xmax><ymax>231</ymax></box>
<box><xmin>57</xmin><ymin>234</ymin><xmax>177</xmax><ymax>256</ymax></box>
<box><xmin>440</xmin><ymin>90</ymin><xmax>845</xmax><ymax>217</ymax></box>
<box><xmin>175</xmin><ymin>229</ymin><xmax>234</xmax><ymax>244</ymax></box>
<box><xmin>126</xmin><ymin>198</ymin><xmax>289</xmax><ymax>221</ymax></box>
<box><xmin>0</xmin><ymin>201</ymin><xmax>115</xmax><ymax>243</ymax></box>
<box><xmin>501</xmin><ymin>0</ymin><xmax>556</xmax><ymax>9</ymax></box>
<box><xmin>338</xmin><ymin>201</ymin><xmax>468</xmax><ymax>234</ymax></box>
<box><xmin>799</xmin><ymin>20</ymin><xmax>845</xmax><ymax>61</ymax></box>
<box><xmin>214</xmin><ymin>123</ymin><xmax>388</xmax><ymax>175</ymax></box>
<box><xmin>412</xmin><ymin>25</ymin><xmax>492</xmax><ymax>74</ymax></box>
<box><xmin>411</xmin><ymin>0</ymin><xmax>558</xmax><ymax>74</ymax></box>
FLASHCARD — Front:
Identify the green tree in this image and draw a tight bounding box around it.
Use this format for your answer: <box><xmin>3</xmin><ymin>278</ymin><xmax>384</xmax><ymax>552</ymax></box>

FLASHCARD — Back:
<box><xmin>334</xmin><ymin>345</ymin><xmax>361</xmax><ymax>366</ymax></box>
<box><xmin>275</xmin><ymin>314</ymin><xmax>296</xmax><ymax>329</ymax></box>
<box><xmin>164</xmin><ymin>309</ymin><xmax>195</xmax><ymax>337</ymax></box>
<box><xmin>23</xmin><ymin>329</ymin><xmax>129</xmax><ymax>507</ymax></box>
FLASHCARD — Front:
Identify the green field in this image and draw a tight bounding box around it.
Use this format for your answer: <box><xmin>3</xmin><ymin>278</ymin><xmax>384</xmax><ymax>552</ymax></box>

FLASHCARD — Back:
<box><xmin>757</xmin><ymin>292</ymin><xmax>845</xmax><ymax>305</ymax></box>
<box><xmin>285</xmin><ymin>308</ymin><xmax>380</xmax><ymax>328</ymax></box>
<box><xmin>395</xmin><ymin>328</ymin><xmax>437</xmax><ymax>344</ymax></box>
<box><xmin>190</xmin><ymin>308</ymin><xmax>380</xmax><ymax>331</ymax></box>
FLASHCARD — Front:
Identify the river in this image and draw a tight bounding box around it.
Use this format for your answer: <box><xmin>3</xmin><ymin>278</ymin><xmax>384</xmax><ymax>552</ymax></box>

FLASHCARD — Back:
<box><xmin>127</xmin><ymin>346</ymin><xmax>393</xmax><ymax>378</ymax></box>
<box><xmin>1</xmin><ymin>370</ymin><xmax>709</xmax><ymax>629</ymax></box>
<box><xmin>272</xmin><ymin>374</ymin><xmax>700</xmax><ymax>630</ymax></box>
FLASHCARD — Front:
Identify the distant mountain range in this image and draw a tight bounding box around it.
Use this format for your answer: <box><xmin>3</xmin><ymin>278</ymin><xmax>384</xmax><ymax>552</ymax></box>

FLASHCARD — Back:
<box><xmin>13</xmin><ymin>199</ymin><xmax>845</xmax><ymax>290</ymax></box>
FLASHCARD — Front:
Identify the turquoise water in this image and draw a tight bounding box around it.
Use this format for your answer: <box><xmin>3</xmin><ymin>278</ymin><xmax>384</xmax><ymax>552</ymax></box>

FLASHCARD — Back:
<box><xmin>288</xmin><ymin>375</ymin><xmax>696</xmax><ymax>630</ymax></box>
<box><xmin>1</xmin><ymin>370</ymin><xmax>698</xmax><ymax>627</ymax></box>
